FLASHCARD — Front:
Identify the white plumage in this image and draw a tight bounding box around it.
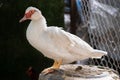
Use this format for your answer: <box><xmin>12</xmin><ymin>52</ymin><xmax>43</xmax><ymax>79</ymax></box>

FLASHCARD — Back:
<box><xmin>20</xmin><ymin>6</ymin><xmax>107</xmax><ymax>64</ymax></box>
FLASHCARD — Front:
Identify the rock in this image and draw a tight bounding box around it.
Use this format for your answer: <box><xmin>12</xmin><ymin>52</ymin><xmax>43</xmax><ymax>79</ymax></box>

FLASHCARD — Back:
<box><xmin>38</xmin><ymin>64</ymin><xmax>119</xmax><ymax>80</ymax></box>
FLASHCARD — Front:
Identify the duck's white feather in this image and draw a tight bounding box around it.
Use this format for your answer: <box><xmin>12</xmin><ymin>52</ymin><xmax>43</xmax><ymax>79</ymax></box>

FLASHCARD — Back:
<box><xmin>25</xmin><ymin>7</ymin><xmax>107</xmax><ymax>64</ymax></box>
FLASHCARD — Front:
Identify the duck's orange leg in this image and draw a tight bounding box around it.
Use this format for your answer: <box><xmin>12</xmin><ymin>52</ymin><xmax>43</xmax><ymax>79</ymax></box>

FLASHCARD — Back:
<box><xmin>41</xmin><ymin>59</ymin><xmax>62</xmax><ymax>74</ymax></box>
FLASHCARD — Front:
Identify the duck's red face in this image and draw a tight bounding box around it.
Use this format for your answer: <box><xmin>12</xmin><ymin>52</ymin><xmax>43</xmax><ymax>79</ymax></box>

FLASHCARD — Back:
<box><xmin>19</xmin><ymin>9</ymin><xmax>35</xmax><ymax>22</ymax></box>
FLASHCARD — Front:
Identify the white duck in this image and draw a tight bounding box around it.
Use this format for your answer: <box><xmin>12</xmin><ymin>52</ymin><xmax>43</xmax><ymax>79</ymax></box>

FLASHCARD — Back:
<box><xmin>20</xmin><ymin>6</ymin><xmax>107</xmax><ymax>73</ymax></box>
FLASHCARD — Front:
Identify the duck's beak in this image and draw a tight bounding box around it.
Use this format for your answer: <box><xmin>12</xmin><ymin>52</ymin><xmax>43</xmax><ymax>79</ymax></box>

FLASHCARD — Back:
<box><xmin>19</xmin><ymin>15</ymin><xmax>27</xmax><ymax>23</ymax></box>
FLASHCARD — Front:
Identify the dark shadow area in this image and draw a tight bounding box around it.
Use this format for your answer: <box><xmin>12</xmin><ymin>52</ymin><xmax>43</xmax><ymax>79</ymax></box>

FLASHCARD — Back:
<box><xmin>0</xmin><ymin>0</ymin><xmax>64</xmax><ymax>80</ymax></box>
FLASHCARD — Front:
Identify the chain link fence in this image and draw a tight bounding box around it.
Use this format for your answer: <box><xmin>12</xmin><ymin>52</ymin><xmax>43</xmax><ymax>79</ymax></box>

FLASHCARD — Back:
<box><xmin>75</xmin><ymin>0</ymin><xmax>120</xmax><ymax>75</ymax></box>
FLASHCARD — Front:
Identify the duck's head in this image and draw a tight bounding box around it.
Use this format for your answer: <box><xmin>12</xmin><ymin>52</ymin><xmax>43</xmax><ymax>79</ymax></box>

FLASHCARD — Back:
<box><xmin>19</xmin><ymin>6</ymin><xmax>43</xmax><ymax>22</ymax></box>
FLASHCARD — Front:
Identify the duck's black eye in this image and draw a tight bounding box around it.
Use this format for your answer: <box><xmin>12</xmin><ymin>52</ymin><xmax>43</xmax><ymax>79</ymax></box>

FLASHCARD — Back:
<box><xmin>30</xmin><ymin>10</ymin><xmax>33</xmax><ymax>13</ymax></box>
<box><xmin>30</xmin><ymin>10</ymin><xmax>35</xmax><ymax>14</ymax></box>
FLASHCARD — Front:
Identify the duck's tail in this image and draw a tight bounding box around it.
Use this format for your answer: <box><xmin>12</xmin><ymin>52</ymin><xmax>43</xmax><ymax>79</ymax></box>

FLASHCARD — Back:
<box><xmin>91</xmin><ymin>49</ymin><xmax>107</xmax><ymax>58</ymax></box>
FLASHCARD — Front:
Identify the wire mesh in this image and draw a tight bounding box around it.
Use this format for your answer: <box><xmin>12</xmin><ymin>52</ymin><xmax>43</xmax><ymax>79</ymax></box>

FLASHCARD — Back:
<box><xmin>76</xmin><ymin>0</ymin><xmax>120</xmax><ymax>75</ymax></box>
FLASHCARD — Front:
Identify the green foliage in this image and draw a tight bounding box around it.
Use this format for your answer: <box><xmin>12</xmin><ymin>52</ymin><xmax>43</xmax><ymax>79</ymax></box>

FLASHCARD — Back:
<box><xmin>37</xmin><ymin>0</ymin><xmax>64</xmax><ymax>26</ymax></box>
<box><xmin>0</xmin><ymin>0</ymin><xmax>64</xmax><ymax>80</ymax></box>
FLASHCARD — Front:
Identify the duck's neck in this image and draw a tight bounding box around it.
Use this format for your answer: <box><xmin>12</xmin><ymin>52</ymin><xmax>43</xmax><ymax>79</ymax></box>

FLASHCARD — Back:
<box><xmin>26</xmin><ymin>17</ymin><xmax>47</xmax><ymax>43</ymax></box>
<box><xmin>29</xmin><ymin>18</ymin><xmax>47</xmax><ymax>30</ymax></box>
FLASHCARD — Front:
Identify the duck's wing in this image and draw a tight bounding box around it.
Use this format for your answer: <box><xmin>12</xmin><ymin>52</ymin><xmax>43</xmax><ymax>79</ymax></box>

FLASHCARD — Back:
<box><xmin>45</xmin><ymin>27</ymin><xmax>93</xmax><ymax>54</ymax></box>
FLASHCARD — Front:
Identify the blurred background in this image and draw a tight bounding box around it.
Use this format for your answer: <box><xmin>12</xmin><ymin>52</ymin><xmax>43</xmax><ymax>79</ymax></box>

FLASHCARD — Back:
<box><xmin>1</xmin><ymin>0</ymin><xmax>120</xmax><ymax>80</ymax></box>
